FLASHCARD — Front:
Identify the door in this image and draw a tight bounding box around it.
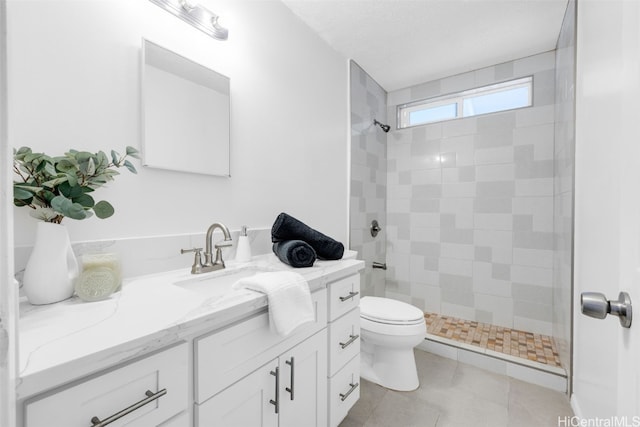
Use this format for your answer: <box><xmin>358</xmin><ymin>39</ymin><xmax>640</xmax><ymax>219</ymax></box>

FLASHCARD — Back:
<box><xmin>279</xmin><ymin>330</ymin><xmax>328</xmax><ymax>427</ymax></box>
<box><xmin>573</xmin><ymin>0</ymin><xmax>640</xmax><ymax>418</ymax></box>
<box><xmin>195</xmin><ymin>360</ymin><xmax>279</xmax><ymax>427</ymax></box>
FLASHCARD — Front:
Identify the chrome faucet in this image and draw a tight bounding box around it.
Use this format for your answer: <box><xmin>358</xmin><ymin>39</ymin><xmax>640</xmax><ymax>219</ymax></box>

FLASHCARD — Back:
<box><xmin>204</xmin><ymin>222</ymin><xmax>233</xmax><ymax>270</ymax></box>
<box><xmin>181</xmin><ymin>222</ymin><xmax>233</xmax><ymax>274</ymax></box>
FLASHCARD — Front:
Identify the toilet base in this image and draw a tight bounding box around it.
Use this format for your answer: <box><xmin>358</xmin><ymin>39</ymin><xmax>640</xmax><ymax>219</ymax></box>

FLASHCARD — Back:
<box><xmin>360</xmin><ymin>341</ymin><xmax>420</xmax><ymax>391</ymax></box>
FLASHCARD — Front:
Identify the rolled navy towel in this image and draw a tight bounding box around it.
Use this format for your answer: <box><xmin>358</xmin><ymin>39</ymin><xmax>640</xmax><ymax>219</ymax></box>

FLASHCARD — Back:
<box><xmin>272</xmin><ymin>240</ymin><xmax>317</xmax><ymax>268</ymax></box>
<box><xmin>271</xmin><ymin>212</ymin><xmax>344</xmax><ymax>260</ymax></box>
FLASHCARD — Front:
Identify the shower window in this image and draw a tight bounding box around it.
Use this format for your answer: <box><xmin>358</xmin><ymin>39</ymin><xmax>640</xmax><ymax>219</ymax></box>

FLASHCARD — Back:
<box><xmin>397</xmin><ymin>76</ymin><xmax>532</xmax><ymax>129</ymax></box>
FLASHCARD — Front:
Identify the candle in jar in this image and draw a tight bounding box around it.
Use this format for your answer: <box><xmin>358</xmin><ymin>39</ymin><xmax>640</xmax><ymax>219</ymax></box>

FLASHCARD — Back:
<box><xmin>75</xmin><ymin>253</ymin><xmax>122</xmax><ymax>302</ymax></box>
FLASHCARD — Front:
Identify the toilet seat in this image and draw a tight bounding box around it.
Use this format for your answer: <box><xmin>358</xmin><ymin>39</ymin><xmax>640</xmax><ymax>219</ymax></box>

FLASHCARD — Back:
<box><xmin>360</xmin><ymin>296</ymin><xmax>425</xmax><ymax>325</ymax></box>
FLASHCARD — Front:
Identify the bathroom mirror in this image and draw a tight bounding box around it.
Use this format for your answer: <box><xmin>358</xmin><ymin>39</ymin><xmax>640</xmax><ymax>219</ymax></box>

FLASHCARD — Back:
<box><xmin>142</xmin><ymin>39</ymin><xmax>230</xmax><ymax>176</ymax></box>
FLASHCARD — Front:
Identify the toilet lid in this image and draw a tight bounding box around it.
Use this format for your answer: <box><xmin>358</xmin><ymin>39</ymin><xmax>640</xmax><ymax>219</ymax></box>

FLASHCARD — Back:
<box><xmin>360</xmin><ymin>296</ymin><xmax>425</xmax><ymax>324</ymax></box>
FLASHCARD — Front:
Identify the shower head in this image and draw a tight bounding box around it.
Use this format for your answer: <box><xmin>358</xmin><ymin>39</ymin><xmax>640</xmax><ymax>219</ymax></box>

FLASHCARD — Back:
<box><xmin>374</xmin><ymin>119</ymin><xmax>391</xmax><ymax>133</ymax></box>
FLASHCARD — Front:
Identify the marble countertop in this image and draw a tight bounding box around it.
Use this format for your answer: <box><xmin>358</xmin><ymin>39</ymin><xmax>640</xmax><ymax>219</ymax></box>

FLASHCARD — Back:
<box><xmin>17</xmin><ymin>251</ymin><xmax>364</xmax><ymax>399</ymax></box>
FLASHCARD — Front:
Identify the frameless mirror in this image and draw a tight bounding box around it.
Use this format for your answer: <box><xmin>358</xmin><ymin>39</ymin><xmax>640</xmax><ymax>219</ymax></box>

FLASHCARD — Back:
<box><xmin>142</xmin><ymin>39</ymin><xmax>230</xmax><ymax>176</ymax></box>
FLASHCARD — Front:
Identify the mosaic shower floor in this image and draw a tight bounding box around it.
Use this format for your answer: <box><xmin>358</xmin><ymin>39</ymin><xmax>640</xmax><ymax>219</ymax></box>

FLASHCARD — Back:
<box><xmin>424</xmin><ymin>312</ymin><xmax>562</xmax><ymax>368</ymax></box>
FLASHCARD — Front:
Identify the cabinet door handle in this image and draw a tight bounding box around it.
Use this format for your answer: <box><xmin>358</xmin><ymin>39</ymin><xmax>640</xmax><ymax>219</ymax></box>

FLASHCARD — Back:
<box><xmin>339</xmin><ymin>291</ymin><xmax>359</xmax><ymax>302</ymax></box>
<box><xmin>339</xmin><ymin>334</ymin><xmax>360</xmax><ymax>349</ymax></box>
<box><xmin>285</xmin><ymin>357</ymin><xmax>295</xmax><ymax>401</ymax></box>
<box><xmin>339</xmin><ymin>382</ymin><xmax>359</xmax><ymax>402</ymax></box>
<box><xmin>270</xmin><ymin>367</ymin><xmax>279</xmax><ymax>414</ymax></box>
<box><xmin>90</xmin><ymin>389</ymin><xmax>167</xmax><ymax>427</ymax></box>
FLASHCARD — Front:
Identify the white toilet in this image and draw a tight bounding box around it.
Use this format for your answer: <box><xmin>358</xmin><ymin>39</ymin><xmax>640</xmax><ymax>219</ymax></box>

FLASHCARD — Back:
<box><xmin>359</xmin><ymin>296</ymin><xmax>426</xmax><ymax>391</ymax></box>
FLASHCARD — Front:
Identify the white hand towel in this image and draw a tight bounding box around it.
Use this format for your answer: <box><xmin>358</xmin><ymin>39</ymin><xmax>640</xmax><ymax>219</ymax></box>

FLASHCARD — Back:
<box><xmin>233</xmin><ymin>271</ymin><xmax>314</xmax><ymax>336</ymax></box>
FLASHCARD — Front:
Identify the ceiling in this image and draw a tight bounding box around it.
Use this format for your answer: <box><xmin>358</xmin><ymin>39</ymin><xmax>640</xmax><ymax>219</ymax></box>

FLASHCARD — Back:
<box><xmin>281</xmin><ymin>0</ymin><xmax>569</xmax><ymax>92</ymax></box>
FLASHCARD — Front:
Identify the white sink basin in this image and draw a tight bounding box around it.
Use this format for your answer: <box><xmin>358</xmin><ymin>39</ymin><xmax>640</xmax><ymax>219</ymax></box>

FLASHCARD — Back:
<box><xmin>172</xmin><ymin>265</ymin><xmax>274</xmax><ymax>299</ymax></box>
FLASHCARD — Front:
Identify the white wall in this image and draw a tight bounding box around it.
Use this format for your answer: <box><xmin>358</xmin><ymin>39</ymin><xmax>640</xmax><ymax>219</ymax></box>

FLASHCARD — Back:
<box><xmin>8</xmin><ymin>0</ymin><xmax>349</xmax><ymax>248</ymax></box>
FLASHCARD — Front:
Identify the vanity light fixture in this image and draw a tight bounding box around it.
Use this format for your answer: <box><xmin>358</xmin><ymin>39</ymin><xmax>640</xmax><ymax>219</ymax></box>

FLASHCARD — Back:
<box><xmin>149</xmin><ymin>0</ymin><xmax>229</xmax><ymax>41</ymax></box>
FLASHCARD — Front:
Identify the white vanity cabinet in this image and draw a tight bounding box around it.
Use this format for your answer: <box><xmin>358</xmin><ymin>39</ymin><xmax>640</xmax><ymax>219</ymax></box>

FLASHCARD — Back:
<box><xmin>23</xmin><ymin>342</ymin><xmax>189</xmax><ymax>427</ymax></box>
<box><xmin>194</xmin><ymin>289</ymin><xmax>328</xmax><ymax>426</ymax></box>
<box><xmin>196</xmin><ymin>330</ymin><xmax>327</xmax><ymax>427</ymax></box>
<box><xmin>194</xmin><ymin>273</ymin><xmax>362</xmax><ymax>427</ymax></box>
<box><xmin>326</xmin><ymin>274</ymin><xmax>361</xmax><ymax>427</ymax></box>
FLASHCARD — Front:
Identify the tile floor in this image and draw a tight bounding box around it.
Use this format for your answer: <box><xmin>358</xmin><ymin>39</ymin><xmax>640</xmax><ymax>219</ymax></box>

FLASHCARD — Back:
<box><xmin>339</xmin><ymin>349</ymin><xmax>573</xmax><ymax>427</ymax></box>
<box><xmin>424</xmin><ymin>312</ymin><xmax>562</xmax><ymax>367</ymax></box>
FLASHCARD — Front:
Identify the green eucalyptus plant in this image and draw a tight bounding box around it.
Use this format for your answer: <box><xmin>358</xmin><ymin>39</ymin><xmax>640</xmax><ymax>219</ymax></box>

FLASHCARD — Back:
<box><xmin>13</xmin><ymin>146</ymin><xmax>140</xmax><ymax>223</ymax></box>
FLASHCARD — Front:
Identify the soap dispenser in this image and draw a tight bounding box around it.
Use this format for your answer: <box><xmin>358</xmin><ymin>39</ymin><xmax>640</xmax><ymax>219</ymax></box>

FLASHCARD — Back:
<box><xmin>235</xmin><ymin>226</ymin><xmax>252</xmax><ymax>263</ymax></box>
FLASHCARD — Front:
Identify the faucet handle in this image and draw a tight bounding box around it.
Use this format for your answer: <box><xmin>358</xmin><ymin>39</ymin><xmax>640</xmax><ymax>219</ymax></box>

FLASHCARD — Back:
<box><xmin>181</xmin><ymin>248</ymin><xmax>204</xmax><ymax>274</ymax></box>
<box><xmin>214</xmin><ymin>240</ymin><xmax>233</xmax><ymax>249</ymax></box>
<box><xmin>181</xmin><ymin>247</ymin><xmax>203</xmax><ymax>255</ymax></box>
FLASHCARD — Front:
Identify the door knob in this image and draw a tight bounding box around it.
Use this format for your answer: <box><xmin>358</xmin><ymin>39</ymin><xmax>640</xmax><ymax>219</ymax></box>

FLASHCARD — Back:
<box><xmin>581</xmin><ymin>291</ymin><xmax>632</xmax><ymax>328</ymax></box>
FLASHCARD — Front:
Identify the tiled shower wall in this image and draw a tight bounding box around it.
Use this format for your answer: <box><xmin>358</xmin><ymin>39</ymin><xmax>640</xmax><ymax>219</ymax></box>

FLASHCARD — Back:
<box><xmin>553</xmin><ymin>0</ymin><xmax>576</xmax><ymax>377</ymax></box>
<box><xmin>385</xmin><ymin>52</ymin><xmax>556</xmax><ymax>336</ymax></box>
<box><xmin>350</xmin><ymin>61</ymin><xmax>387</xmax><ymax>297</ymax></box>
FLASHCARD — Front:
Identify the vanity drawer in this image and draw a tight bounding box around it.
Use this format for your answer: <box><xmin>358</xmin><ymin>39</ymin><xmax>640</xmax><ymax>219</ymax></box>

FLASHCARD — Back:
<box><xmin>195</xmin><ymin>288</ymin><xmax>327</xmax><ymax>403</ymax></box>
<box><xmin>328</xmin><ymin>274</ymin><xmax>360</xmax><ymax>321</ymax></box>
<box><xmin>328</xmin><ymin>308</ymin><xmax>360</xmax><ymax>377</ymax></box>
<box><xmin>328</xmin><ymin>354</ymin><xmax>360</xmax><ymax>427</ymax></box>
<box><xmin>24</xmin><ymin>343</ymin><xmax>188</xmax><ymax>427</ymax></box>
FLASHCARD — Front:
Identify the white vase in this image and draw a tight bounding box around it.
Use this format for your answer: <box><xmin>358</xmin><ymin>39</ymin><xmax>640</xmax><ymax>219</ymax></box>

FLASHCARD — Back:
<box><xmin>23</xmin><ymin>222</ymin><xmax>79</xmax><ymax>305</ymax></box>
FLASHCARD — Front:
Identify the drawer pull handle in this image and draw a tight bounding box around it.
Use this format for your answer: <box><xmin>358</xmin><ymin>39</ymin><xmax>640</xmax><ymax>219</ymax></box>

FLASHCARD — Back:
<box><xmin>339</xmin><ymin>291</ymin><xmax>359</xmax><ymax>302</ymax></box>
<box><xmin>270</xmin><ymin>367</ymin><xmax>280</xmax><ymax>414</ymax></box>
<box><xmin>339</xmin><ymin>382</ymin><xmax>359</xmax><ymax>402</ymax></box>
<box><xmin>339</xmin><ymin>334</ymin><xmax>360</xmax><ymax>349</ymax></box>
<box><xmin>90</xmin><ymin>388</ymin><xmax>167</xmax><ymax>427</ymax></box>
<box><xmin>285</xmin><ymin>357</ymin><xmax>295</xmax><ymax>401</ymax></box>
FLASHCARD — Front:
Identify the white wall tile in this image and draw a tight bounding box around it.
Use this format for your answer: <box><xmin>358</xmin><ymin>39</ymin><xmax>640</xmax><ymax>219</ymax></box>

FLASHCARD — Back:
<box><xmin>513</xmin><ymin>197</ymin><xmax>553</xmax><ymax>217</ymax></box>
<box><xmin>533</xmin><ymin>214</ymin><xmax>554</xmax><ymax>232</ymax></box>
<box><xmin>440</xmin><ymin>257</ymin><xmax>474</xmax><ymax>277</ymax></box>
<box><xmin>415</xmin><ymin>283</ymin><xmax>442</xmax><ymax>312</ymax></box>
<box><xmin>441</xmin><ymin>243</ymin><xmax>475</xmax><ymax>260</ymax></box>
<box><xmin>474</xmin><ymin>214</ymin><xmax>513</xmax><ymax>230</ymax></box>
<box><xmin>440</xmin><ymin>71</ymin><xmax>476</xmax><ymax>93</ymax></box>
<box><xmin>515</xmin><ymin>178</ymin><xmax>554</xmax><ymax>197</ymax></box>
<box><xmin>513</xmin><ymin>248</ymin><xmax>554</xmax><ymax>268</ymax></box>
<box><xmin>476</xmin><ymin>296</ymin><xmax>515</xmax><ymax>329</ymax></box>
<box><xmin>491</xmin><ymin>247</ymin><xmax>513</xmax><ymax>264</ymax></box>
<box><xmin>442</xmin><ymin>118</ymin><xmax>478</xmax><ymax>138</ymax></box>
<box><xmin>475</xmin><ymin>147</ymin><xmax>515</xmax><ymax>165</ymax></box>
<box><xmin>476</xmin><ymin>164</ymin><xmax>515</xmax><ymax>181</ymax></box>
<box><xmin>511</xmin><ymin>265</ymin><xmax>553</xmax><ymax>287</ymax></box>
<box><xmin>474</xmin><ymin>229</ymin><xmax>513</xmax><ymax>249</ymax></box>
<box><xmin>410</xmin><ymin>212</ymin><xmax>440</xmax><ymax>228</ymax></box>
<box><xmin>412</xmin><ymin>227</ymin><xmax>441</xmax><ymax>242</ymax></box>
<box><xmin>516</xmin><ymin>105</ymin><xmax>555</xmax><ymax>127</ymax></box>
<box><xmin>442</xmin><ymin>182</ymin><xmax>477</xmax><ymax>198</ymax></box>
<box><xmin>441</xmin><ymin>134</ymin><xmax>476</xmax><ymax>166</ymax></box>
<box><xmin>441</xmin><ymin>302</ymin><xmax>476</xmax><ymax>320</ymax></box>
<box><xmin>413</xmin><ymin>169</ymin><xmax>442</xmax><ymax>184</ymax></box>
<box><xmin>387</xmin><ymin>198</ymin><xmax>411</xmax><ymax>214</ymax></box>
